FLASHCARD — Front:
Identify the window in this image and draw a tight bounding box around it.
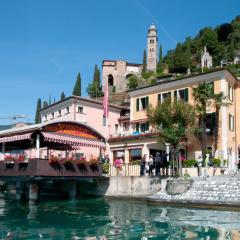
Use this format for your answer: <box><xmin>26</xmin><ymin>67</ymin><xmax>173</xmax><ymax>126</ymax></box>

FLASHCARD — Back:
<box><xmin>136</xmin><ymin>122</ymin><xmax>149</xmax><ymax>133</ymax></box>
<box><xmin>136</xmin><ymin>97</ymin><xmax>149</xmax><ymax>111</ymax></box>
<box><xmin>174</xmin><ymin>88</ymin><xmax>188</xmax><ymax>102</ymax></box>
<box><xmin>66</xmin><ymin>106</ymin><xmax>70</xmax><ymax>114</ymax></box>
<box><xmin>78</xmin><ymin>106</ymin><xmax>84</xmax><ymax>113</ymax></box>
<box><xmin>44</xmin><ymin>115</ymin><xmax>47</xmax><ymax>121</ymax></box>
<box><xmin>229</xmin><ymin>114</ymin><xmax>234</xmax><ymax>131</ymax></box>
<box><xmin>206</xmin><ymin>113</ymin><xmax>216</xmax><ymax>135</ymax></box>
<box><xmin>129</xmin><ymin>149</ymin><xmax>142</xmax><ymax>161</ymax></box>
<box><xmin>51</xmin><ymin>112</ymin><xmax>54</xmax><ymax>119</ymax></box>
<box><xmin>158</xmin><ymin>92</ymin><xmax>171</xmax><ymax>104</ymax></box>
<box><xmin>123</xmin><ymin>122</ymin><xmax>130</xmax><ymax>131</ymax></box>
<box><xmin>228</xmin><ymin>84</ymin><xmax>233</xmax><ymax>101</ymax></box>
<box><xmin>115</xmin><ymin>124</ymin><xmax>119</xmax><ymax>134</ymax></box>
<box><xmin>58</xmin><ymin>110</ymin><xmax>62</xmax><ymax>117</ymax></box>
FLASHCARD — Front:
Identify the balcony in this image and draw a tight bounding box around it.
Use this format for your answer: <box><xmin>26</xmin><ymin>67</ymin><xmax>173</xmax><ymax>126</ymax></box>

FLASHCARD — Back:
<box><xmin>0</xmin><ymin>159</ymin><xmax>102</xmax><ymax>179</ymax></box>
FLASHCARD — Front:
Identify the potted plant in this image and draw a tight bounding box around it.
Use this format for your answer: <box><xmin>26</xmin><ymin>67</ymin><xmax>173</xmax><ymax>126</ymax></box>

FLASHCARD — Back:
<box><xmin>76</xmin><ymin>157</ymin><xmax>87</xmax><ymax>172</ymax></box>
<box><xmin>63</xmin><ymin>157</ymin><xmax>75</xmax><ymax>171</ymax></box>
<box><xmin>18</xmin><ymin>155</ymin><xmax>28</xmax><ymax>169</ymax></box>
<box><xmin>4</xmin><ymin>155</ymin><xmax>15</xmax><ymax>168</ymax></box>
<box><xmin>49</xmin><ymin>156</ymin><xmax>61</xmax><ymax>170</ymax></box>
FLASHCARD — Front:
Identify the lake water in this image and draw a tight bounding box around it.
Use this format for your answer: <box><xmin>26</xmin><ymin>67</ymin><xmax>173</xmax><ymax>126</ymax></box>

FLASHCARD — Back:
<box><xmin>0</xmin><ymin>196</ymin><xmax>240</xmax><ymax>239</ymax></box>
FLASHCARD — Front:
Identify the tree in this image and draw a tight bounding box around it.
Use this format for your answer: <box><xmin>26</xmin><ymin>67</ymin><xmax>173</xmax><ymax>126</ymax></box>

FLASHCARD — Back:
<box><xmin>157</xmin><ymin>45</ymin><xmax>164</xmax><ymax>74</ymax></box>
<box><xmin>147</xmin><ymin>98</ymin><xmax>195</xmax><ymax>176</ymax></box>
<box><xmin>48</xmin><ymin>95</ymin><xmax>52</xmax><ymax>105</ymax></box>
<box><xmin>61</xmin><ymin>91</ymin><xmax>66</xmax><ymax>100</ymax></box>
<box><xmin>142</xmin><ymin>49</ymin><xmax>147</xmax><ymax>74</ymax></box>
<box><xmin>87</xmin><ymin>65</ymin><xmax>103</xmax><ymax>98</ymax></box>
<box><xmin>42</xmin><ymin>101</ymin><xmax>48</xmax><ymax>108</ymax></box>
<box><xmin>228</xmin><ymin>38</ymin><xmax>235</xmax><ymax>61</ymax></box>
<box><xmin>217</xmin><ymin>23</ymin><xmax>233</xmax><ymax>42</ymax></box>
<box><xmin>35</xmin><ymin>98</ymin><xmax>42</xmax><ymax>124</ymax></box>
<box><xmin>127</xmin><ymin>75</ymin><xmax>139</xmax><ymax>90</ymax></box>
<box><xmin>72</xmin><ymin>72</ymin><xmax>81</xmax><ymax>96</ymax></box>
<box><xmin>192</xmin><ymin>82</ymin><xmax>214</xmax><ymax>161</ymax></box>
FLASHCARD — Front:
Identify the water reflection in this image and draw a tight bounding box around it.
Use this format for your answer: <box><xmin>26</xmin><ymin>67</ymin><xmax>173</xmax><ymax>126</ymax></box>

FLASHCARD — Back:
<box><xmin>0</xmin><ymin>196</ymin><xmax>239</xmax><ymax>239</ymax></box>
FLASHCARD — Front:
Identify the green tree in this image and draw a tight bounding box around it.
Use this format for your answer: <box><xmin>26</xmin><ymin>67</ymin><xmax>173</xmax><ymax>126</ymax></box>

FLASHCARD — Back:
<box><xmin>72</xmin><ymin>72</ymin><xmax>81</xmax><ymax>96</ymax></box>
<box><xmin>127</xmin><ymin>75</ymin><xmax>139</xmax><ymax>90</ymax></box>
<box><xmin>42</xmin><ymin>101</ymin><xmax>48</xmax><ymax>108</ymax></box>
<box><xmin>228</xmin><ymin>38</ymin><xmax>235</xmax><ymax>60</ymax></box>
<box><xmin>35</xmin><ymin>98</ymin><xmax>42</xmax><ymax>124</ymax></box>
<box><xmin>157</xmin><ymin>45</ymin><xmax>164</xmax><ymax>74</ymax></box>
<box><xmin>61</xmin><ymin>91</ymin><xmax>66</xmax><ymax>100</ymax></box>
<box><xmin>87</xmin><ymin>64</ymin><xmax>103</xmax><ymax>98</ymax></box>
<box><xmin>142</xmin><ymin>49</ymin><xmax>147</xmax><ymax>74</ymax></box>
<box><xmin>192</xmin><ymin>82</ymin><xmax>214</xmax><ymax>161</ymax></box>
<box><xmin>147</xmin><ymin>98</ymin><xmax>195</xmax><ymax>176</ymax></box>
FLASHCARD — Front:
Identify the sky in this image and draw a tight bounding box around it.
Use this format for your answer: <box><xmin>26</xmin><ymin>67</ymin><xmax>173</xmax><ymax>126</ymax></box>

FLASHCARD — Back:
<box><xmin>0</xmin><ymin>0</ymin><xmax>239</xmax><ymax>124</ymax></box>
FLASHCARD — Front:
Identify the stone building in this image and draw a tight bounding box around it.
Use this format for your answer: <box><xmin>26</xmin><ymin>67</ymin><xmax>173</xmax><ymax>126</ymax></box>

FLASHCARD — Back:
<box><xmin>147</xmin><ymin>24</ymin><xmax>158</xmax><ymax>72</ymax></box>
<box><xmin>102</xmin><ymin>60</ymin><xmax>142</xmax><ymax>93</ymax></box>
<box><xmin>102</xmin><ymin>25</ymin><xmax>158</xmax><ymax>93</ymax></box>
<box><xmin>201</xmin><ymin>46</ymin><xmax>213</xmax><ymax>69</ymax></box>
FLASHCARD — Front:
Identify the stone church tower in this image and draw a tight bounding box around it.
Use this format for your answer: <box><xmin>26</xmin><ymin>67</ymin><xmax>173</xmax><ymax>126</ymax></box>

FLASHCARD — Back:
<box><xmin>147</xmin><ymin>25</ymin><xmax>158</xmax><ymax>72</ymax></box>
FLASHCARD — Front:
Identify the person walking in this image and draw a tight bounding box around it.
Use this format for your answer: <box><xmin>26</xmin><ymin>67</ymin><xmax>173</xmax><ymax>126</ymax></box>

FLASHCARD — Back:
<box><xmin>162</xmin><ymin>153</ymin><xmax>168</xmax><ymax>176</ymax></box>
<box><xmin>155</xmin><ymin>152</ymin><xmax>162</xmax><ymax>176</ymax></box>
<box><xmin>140</xmin><ymin>154</ymin><xmax>147</xmax><ymax>176</ymax></box>
<box><xmin>197</xmin><ymin>155</ymin><xmax>203</xmax><ymax>176</ymax></box>
<box><xmin>148</xmin><ymin>155</ymin><xmax>154</xmax><ymax>176</ymax></box>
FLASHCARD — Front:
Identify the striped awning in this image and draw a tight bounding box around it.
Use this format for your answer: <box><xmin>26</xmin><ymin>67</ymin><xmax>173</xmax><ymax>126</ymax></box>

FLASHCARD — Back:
<box><xmin>42</xmin><ymin>132</ymin><xmax>105</xmax><ymax>149</ymax></box>
<box><xmin>0</xmin><ymin>133</ymin><xmax>32</xmax><ymax>143</ymax></box>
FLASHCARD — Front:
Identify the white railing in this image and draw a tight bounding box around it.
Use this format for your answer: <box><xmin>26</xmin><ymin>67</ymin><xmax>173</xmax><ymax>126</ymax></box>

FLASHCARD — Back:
<box><xmin>109</xmin><ymin>164</ymin><xmax>140</xmax><ymax>176</ymax></box>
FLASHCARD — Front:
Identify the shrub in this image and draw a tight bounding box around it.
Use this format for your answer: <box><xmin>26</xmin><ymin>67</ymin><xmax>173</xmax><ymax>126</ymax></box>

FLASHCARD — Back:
<box><xmin>213</xmin><ymin>158</ymin><xmax>221</xmax><ymax>167</ymax></box>
<box><xmin>182</xmin><ymin>159</ymin><xmax>197</xmax><ymax>168</ymax></box>
<box><xmin>102</xmin><ymin>163</ymin><xmax>110</xmax><ymax>174</ymax></box>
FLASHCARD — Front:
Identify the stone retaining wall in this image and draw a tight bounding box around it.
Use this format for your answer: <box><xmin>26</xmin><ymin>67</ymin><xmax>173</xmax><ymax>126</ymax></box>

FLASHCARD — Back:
<box><xmin>148</xmin><ymin>176</ymin><xmax>240</xmax><ymax>207</ymax></box>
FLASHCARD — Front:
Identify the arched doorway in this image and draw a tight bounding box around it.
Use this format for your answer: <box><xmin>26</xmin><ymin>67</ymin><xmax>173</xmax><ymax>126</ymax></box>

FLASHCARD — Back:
<box><xmin>108</xmin><ymin>74</ymin><xmax>114</xmax><ymax>86</ymax></box>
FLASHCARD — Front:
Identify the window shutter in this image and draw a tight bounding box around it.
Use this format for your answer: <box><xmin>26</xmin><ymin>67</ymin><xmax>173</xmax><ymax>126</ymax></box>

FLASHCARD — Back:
<box><xmin>146</xmin><ymin>96</ymin><xmax>149</xmax><ymax>107</ymax></box>
<box><xmin>146</xmin><ymin>122</ymin><xmax>149</xmax><ymax>131</ymax></box>
<box><xmin>184</xmin><ymin>88</ymin><xmax>189</xmax><ymax>102</ymax></box>
<box><xmin>229</xmin><ymin>114</ymin><xmax>231</xmax><ymax>130</ymax></box>
<box><xmin>136</xmin><ymin>98</ymin><xmax>139</xmax><ymax>111</ymax></box>
<box><xmin>136</xmin><ymin>123</ymin><xmax>139</xmax><ymax>132</ymax></box>
<box><xmin>174</xmin><ymin>90</ymin><xmax>177</xmax><ymax>100</ymax></box>
<box><xmin>158</xmin><ymin>94</ymin><xmax>161</xmax><ymax>103</ymax></box>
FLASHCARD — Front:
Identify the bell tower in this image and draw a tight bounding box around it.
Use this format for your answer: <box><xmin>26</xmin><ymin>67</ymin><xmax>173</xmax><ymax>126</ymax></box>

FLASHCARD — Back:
<box><xmin>147</xmin><ymin>24</ymin><xmax>158</xmax><ymax>72</ymax></box>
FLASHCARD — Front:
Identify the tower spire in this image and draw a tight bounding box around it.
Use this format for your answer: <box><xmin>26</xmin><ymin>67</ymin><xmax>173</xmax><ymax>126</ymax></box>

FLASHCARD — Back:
<box><xmin>147</xmin><ymin>24</ymin><xmax>158</xmax><ymax>72</ymax></box>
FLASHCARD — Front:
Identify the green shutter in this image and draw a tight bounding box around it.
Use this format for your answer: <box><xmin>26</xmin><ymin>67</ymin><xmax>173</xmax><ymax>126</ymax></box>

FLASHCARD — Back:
<box><xmin>136</xmin><ymin>123</ymin><xmax>139</xmax><ymax>132</ymax></box>
<box><xmin>174</xmin><ymin>90</ymin><xmax>177</xmax><ymax>100</ymax></box>
<box><xmin>184</xmin><ymin>88</ymin><xmax>189</xmax><ymax>102</ymax></box>
<box><xmin>136</xmin><ymin>98</ymin><xmax>139</xmax><ymax>111</ymax></box>
<box><xmin>146</xmin><ymin>122</ymin><xmax>149</xmax><ymax>131</ymax></box>
<box><xmin>146</xmin><ymin>96</ymin><xmax>149</xmax><ymax>107</ymax></box>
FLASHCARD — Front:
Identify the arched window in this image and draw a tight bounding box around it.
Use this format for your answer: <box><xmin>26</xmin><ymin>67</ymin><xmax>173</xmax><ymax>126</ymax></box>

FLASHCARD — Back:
<box><xmin>108</xmin><ymin>74</ymin><xmax>114</xmax><ymax>86</ymax></box>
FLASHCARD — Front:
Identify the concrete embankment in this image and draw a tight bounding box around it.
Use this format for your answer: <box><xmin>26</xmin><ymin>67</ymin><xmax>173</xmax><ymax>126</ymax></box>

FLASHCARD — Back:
<box><xmin>148</xmin><ymin>176</ymin><xmax>240</xmax><ymax>209</ymax></box>
<box><xmin>78</xmin><ymin>176</ymin><xmax>162</xmax><ymax>198</ymax></box>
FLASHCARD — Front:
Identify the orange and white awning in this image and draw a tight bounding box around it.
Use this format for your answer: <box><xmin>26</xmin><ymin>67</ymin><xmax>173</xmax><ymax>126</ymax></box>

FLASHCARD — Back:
<box><xmin>41</xmin><ymin>132</ymin><xmax>105</xmax><ymax>149</ymax></box>
<box><xmin>0</xmin><ymin>133</ymin><xmax>32</xmax><ymax>143</ymax></box>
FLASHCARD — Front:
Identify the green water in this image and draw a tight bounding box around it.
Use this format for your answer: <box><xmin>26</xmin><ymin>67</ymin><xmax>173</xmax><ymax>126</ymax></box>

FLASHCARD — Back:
<box><xmin>0</xmin><ymin>196</ymin><xmax>240</xmax><ymax>239</ymax></box>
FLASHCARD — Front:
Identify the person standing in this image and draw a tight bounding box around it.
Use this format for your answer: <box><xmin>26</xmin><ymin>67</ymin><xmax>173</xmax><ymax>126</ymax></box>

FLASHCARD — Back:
<box><xmin>197</xmin><ymin>155</ymin><xmax>203</xmax><ymax>176</ymax></box>
<box><xmin>155</xmin><ymin>152</ymin><xmax>162</xmax><ymax>176</ymax></box>
<box><xmin>148</xmin><ymin>155</ymin><xmax>154</xmax><ymax>176</ymax></box>
<box><xmin>140</xmin><ymin>154</ymin><xmax>147</xmax><ymax>176</ymax></box>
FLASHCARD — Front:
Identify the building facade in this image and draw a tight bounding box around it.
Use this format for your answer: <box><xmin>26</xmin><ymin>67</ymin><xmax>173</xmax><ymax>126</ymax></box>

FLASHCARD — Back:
<box><xmin>102</xmin><ymin>25</ymin><xmax>158</xmax><ymax>94</ymax></box>
<box><xmin>108</xmin><ymin>69</ymin><xmax>240</xmax><ymax>171</ymax></box>
<box><xmin>147</xmin><ymin>25</ymin><xmax>158</xmax><ymax>72</ymax></box>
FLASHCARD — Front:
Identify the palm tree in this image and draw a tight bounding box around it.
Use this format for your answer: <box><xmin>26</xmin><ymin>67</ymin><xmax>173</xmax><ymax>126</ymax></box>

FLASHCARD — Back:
<box><xmin>192</xmin><ymin>82</ymin><xmax>213</xmax><ymax>161</ymax></box>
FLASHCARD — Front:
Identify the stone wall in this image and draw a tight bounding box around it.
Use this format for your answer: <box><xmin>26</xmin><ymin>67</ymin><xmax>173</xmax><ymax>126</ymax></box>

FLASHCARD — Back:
<box><xmin>149</xmin><ymin>176</ymin><xmax>240</xmax><ymax>207</ymax></box>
